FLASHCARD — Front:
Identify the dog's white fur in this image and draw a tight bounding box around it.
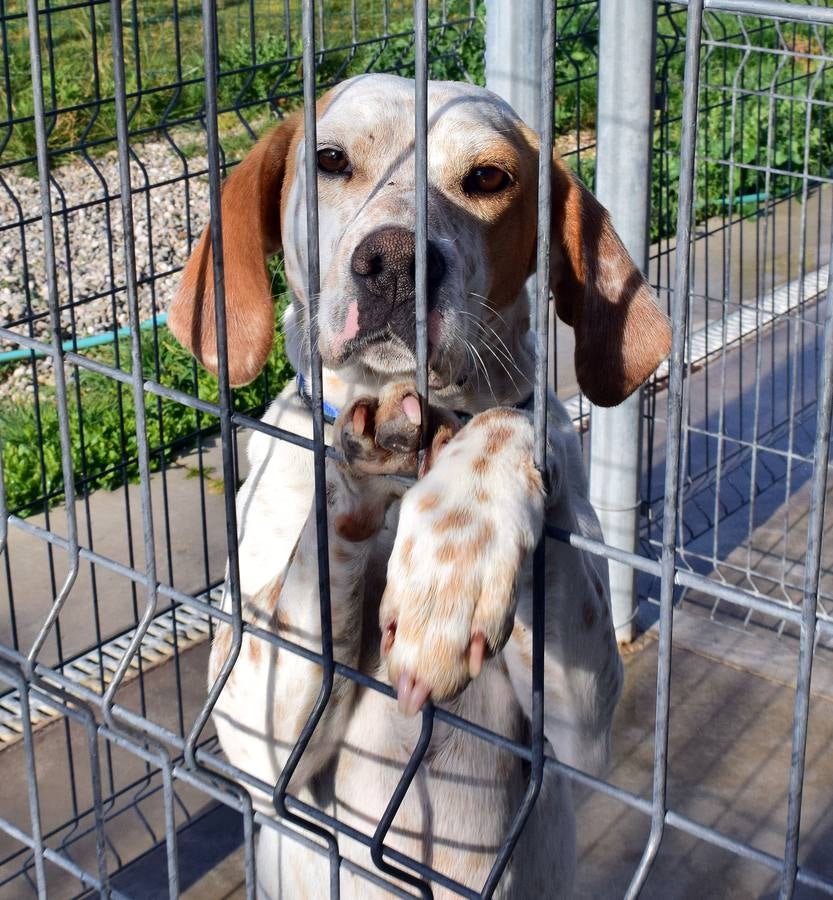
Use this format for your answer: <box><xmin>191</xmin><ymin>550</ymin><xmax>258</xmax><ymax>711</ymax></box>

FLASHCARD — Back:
<box><xmin>170</xmin><ymin>74</ymin><xmax>671</xmax><ymax>898</ymax></box>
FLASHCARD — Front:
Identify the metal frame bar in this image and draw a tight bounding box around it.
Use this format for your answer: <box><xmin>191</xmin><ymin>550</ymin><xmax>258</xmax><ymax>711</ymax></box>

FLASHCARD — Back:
<box><xmin>590</xmin><ymin>0</ymin><xmax>657</xmax><ymax>643</ymax></box>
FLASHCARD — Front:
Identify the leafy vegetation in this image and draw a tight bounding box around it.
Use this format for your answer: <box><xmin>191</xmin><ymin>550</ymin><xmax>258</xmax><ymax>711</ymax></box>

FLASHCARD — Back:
<box><xmin>0</xmin><ymin>267</ymin><xmax>293</xmax><ymax>517</ymax></box>
<box><xmin>651</xmin><ymin>9</ymin><xmax>833</xmax><ymax>241</ymax></box>
<box><xmin>3</xmin><ymin>2</ymin><xmax>832</xmax><ymax>514</ymax></box>
<box><xmin>2</xmin><ymin>0</ymin><xmax>483</xmax><ymax>167</ymax></box>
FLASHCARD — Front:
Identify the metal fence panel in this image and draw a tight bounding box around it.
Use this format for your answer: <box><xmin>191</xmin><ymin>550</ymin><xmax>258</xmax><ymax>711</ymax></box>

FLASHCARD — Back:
<box><xmin>0</xmin><ymin>0</ymin><xmax>831</xmax><ymax>897</ymax></box>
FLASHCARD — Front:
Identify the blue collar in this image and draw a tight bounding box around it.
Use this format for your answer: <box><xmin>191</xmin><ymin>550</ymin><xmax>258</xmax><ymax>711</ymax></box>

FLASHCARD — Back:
<box><xmin>296</xmin><ymin>371</ymin><xmax>534</xmax><ymax>425</ymax></box>
<box><xmin>296</xmin><ymin>372</ymin><xmax>342</xmax><ymax>424</ymax></box>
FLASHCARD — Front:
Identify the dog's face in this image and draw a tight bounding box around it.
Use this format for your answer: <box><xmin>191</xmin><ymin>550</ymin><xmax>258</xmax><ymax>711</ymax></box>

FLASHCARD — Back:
<box><xmin>280</xmin><ymin>76</ymin><xmax>538</xmax><ymax>391</ymax></box>
<box><xmin>170</xmin><ymin>73</ymin><xmax>670</xmax><ymax>407</ymax></box>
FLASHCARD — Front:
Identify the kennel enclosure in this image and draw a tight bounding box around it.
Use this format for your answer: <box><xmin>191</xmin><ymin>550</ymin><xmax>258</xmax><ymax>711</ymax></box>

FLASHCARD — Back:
<box><xmin>0</xmin><ymin>0</ymin><xmax>832</xmax><ymax>896</ymax></box>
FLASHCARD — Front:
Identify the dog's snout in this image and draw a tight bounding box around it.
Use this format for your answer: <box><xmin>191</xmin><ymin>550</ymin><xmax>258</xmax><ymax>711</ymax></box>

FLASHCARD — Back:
<box><xmin>351</xmin><ymin>227</ymin><xmax>446</xmax><ymax>308</ymax></box>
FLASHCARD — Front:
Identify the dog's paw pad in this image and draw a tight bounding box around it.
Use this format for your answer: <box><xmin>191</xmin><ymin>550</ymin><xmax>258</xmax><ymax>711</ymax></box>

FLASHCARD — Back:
<box><xmin>375</xmin><ymin>388</ymin><xmax>422</xmax><ymax>454</ymax></box>
<box><xmin>340</xmin><ymin>399</ymin><xmax>378</xmax><ymax>466</ymax></box>
<box><xmin>335</xmin><ymin>384</ymin><xmax>461</xmax><ymax>478</ymax></box>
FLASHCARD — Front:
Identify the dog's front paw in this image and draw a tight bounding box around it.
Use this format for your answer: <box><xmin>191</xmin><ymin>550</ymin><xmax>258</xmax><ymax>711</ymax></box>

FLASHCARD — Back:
<box><xmin>331</xmin><ymin>384</ymin><xmax>461</xmax><ymax>542</ymax></box>
<box><xmin>336</xmin><ymin>382</ymin><xmax>459</xmax><ymax>478</ymax></box>
<box><xmin>380</xmin><ymin>409</ymin><xmax>546</xmax><ymax>714</ymax></box>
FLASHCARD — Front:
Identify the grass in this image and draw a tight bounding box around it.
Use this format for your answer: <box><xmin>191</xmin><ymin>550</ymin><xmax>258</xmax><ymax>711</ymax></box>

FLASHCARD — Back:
<box><xmin>1</xmin><ymin>0</ymin><xmax>482</xmax><ymax>168</ymax></box>
<box><xmin>0</xmin><ymin>264</ymin><xmax>294</xmax><ymax>518</ymax></box>
<box><xmin>651</xmin><ymin>9</ymin><xmax>833</xmax><ymax>242</ymax></box>
<box><xmin>2</xmin><ymin>3</ymin><xmax>832</xmax><ymax>515</ymax></box>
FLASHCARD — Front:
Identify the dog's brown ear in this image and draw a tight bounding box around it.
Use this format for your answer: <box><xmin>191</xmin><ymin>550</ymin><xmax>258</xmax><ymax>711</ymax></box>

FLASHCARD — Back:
<box><xmin>548</xmin><ymin>157</ymin><xmax>671</xmax><ymax>407</ymax></box>
<box><xmin>168</xmin><ymin>112</ymin><xmax>302</xmax><ymax>386</ymax></box>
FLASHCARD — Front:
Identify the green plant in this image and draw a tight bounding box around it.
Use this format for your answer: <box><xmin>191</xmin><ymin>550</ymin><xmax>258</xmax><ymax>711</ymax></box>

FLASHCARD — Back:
<box><xmin>650</xmin><ymin>9</ymin><xmax>833</xmax><ymax>242</ymax></box>
<box><xmin>6</xmin><ymin>3</ymin><xmax>832</xmax><ymax>517</ymax></box>
<box><xmin>0</xmin><ymin>268</ymin><xmax>294</xmax><ymax>516</ymax></box>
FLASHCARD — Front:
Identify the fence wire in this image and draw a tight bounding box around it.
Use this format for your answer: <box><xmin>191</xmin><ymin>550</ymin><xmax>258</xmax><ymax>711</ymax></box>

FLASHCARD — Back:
<box><xmin>0</xmin><ymin>0</ymin><xmax>831</xmax><ymax>898</ymax></box>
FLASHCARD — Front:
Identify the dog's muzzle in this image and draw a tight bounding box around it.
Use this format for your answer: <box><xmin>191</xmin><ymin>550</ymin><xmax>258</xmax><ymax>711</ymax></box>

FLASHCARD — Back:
<box><xmin>348</xmin><ymin>226</ymin><xmax>446</xmax><ymax>349</ymax></box>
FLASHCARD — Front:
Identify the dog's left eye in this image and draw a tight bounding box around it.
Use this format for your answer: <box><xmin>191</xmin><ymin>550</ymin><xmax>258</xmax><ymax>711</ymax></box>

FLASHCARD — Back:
<box><xmin>317</xmin><ymin>148</ymin><xmax>351</xmax><ymax>175</ymax></box>
<box><xmin>464</xmin><ymin>166</ymin><xmax>511</xmax><ymax>195</ymax></box>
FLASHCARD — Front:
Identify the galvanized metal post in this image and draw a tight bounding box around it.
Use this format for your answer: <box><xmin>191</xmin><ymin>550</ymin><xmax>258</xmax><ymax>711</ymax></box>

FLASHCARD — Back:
<box><xmin>484</xmin><ymin>0</ymin><xmax>543</xmax><ymax>132</ymax></box>
<box><xmin>485</xmin><ymin>0</ymin><xmax>555</xmax><ymax>387</ymax></box>
<box><xmin>590</xmin><ymin>0</ymin><xmax>658</xmax><ymax>644</ymax></box>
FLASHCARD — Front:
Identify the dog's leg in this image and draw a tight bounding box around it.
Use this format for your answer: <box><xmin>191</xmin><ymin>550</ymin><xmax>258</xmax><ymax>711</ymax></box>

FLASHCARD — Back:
<box><xmin>209</xmin><ymin>383</ymin><xmax>459</xmax><ymax>809</ymax></box>
<box><xmin>380</xmin><ymin>401</ymin><xmax>622</xmax><ymax>771</ymax></box>
<box><xmin>380</xmin><ymin>406</ymin><xmax>545</xmax><ymax>709</ymax></box>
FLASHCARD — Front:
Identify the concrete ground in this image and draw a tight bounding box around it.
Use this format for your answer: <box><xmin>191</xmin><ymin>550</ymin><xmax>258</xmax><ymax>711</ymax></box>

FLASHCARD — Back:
<box><xmin>0</xmin><ymin>433</ymin><xmax>234</xmax><ymax>668</ymax></box>
<box><xmin>576</xmin><ymin>611</ymin><xmax>833</xmax><ymax>899</ymax></box>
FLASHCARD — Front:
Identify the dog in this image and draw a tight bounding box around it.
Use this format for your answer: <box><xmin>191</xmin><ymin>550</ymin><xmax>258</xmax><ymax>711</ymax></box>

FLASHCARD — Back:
<box><xmin>169</xmin><ymin>73</ymin><xmax>671</xmax><ymax>898</ymax></box>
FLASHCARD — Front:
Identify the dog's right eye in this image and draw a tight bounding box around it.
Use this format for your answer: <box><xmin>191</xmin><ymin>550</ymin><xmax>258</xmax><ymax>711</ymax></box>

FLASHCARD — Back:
<box><xmin>317</xmin><ymin>148</ymin><xmax>351</xmax><ymax>175</ymax></box>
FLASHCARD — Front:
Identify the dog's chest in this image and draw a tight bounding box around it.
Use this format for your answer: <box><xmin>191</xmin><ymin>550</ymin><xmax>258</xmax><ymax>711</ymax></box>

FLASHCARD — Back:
<box><xmin>317</xmin><ymin>667</ymin><xmax>531</xmax><ymax>885</ymax></box>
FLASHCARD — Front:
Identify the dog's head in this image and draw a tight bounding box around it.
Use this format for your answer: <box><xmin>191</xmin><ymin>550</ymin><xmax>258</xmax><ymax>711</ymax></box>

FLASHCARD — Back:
<box><xmin>170</xmin><ymin>74</ymin><xmax>670</xmax><ymax>407</ymax></box>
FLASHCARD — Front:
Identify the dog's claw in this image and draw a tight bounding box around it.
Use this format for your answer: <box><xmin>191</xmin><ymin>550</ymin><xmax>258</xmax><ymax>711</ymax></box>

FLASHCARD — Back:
<box><xmin>468</xmin><ymin>632</ymin><xmax>486</xmax><ymax>679</ymax></box>
<box><xmin>397</xmin><ymin>672</ymin><xmax>430</xmax><ymax>716</ymax></box>
<box><xmin>352</xmin><ymin>403</ymin><xmax>369</xmax><ymax>435</ymax></box>
<box><xmin>401</xmin><ymin>394</ymin><xmax>421</xmax><ymax>425</ymax></box>
<box><xmin>382</xmin><ymin>620</ymin><xmax>397</xmax><ymax>656</ymax></box>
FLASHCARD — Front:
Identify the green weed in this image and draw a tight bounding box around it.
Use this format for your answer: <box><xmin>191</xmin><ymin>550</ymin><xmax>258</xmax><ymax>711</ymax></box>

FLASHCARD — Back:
<box><xmin>0</xmin><ymin>267</ymin><xmax>294</xmax><ymax>517</ymax></box>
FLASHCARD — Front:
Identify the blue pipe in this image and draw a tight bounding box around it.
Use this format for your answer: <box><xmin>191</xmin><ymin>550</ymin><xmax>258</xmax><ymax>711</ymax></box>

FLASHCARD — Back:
<box><xmin>0</xmin><ymin>312</ymin><xmax>168</xmax><ymax>364</ymax></box>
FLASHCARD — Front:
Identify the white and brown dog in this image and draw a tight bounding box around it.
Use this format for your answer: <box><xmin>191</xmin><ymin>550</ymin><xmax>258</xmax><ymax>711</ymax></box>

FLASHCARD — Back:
<box><xmin>170</xmin><ymin>74</ymin><xmax>670</xmax><ymax>898</ymax></box>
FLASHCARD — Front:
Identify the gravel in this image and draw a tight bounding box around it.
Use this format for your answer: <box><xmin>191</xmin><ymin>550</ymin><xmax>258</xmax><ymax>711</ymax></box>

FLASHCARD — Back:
<box><xmin>0</xmin><ymin>129</ymin><xmax>590</xmax><ymax>404</ymax></box>
<box><xmin>0</xmin><ymin>139</ymin><xmax>211</xmax><ymax>402</ymax></box>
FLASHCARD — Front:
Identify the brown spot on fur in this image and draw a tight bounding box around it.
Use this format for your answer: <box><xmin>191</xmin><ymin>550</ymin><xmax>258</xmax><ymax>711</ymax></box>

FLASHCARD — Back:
<box><xmin>262</xmin><ymin>575</ymin><xmax>284</xmax><ymax>612</ymax></box>
<box><xmin>335</xmin><ymin>506</ymin><xmax>380</xmax><ymax>542</ymax></box>
<box><xmin>400</xmin><ymin>536</ymin><xmax>415</xmax><ymax>567</ymax></box>
<box><xmin>472</xmin><ymin>408</ymin><xmax>517</xmax><ymax>428</ymax></box>
<box><xmin>270</xmin><ymin>607</ymin><xmax>291</xmax><ymax>633</ymax></box>
<box><xmin>439</xmin><ymin>521</ymin><xmax>494</xmax><ymax>567</ymax></box>
<box><xmin>248</xmin><ymin>636</ymin><xmax>262</xmax><ymax>664</ymax></box>
<box><xmin>485</xmin><ymin>427</ymin><xmax>514</xmax><ymax>455</ymax></box>
<box><xmin>417</xmin><ymin>493</ymin><xmax>441</xmax><ymax>513</ymax></box>
<box><xmin>479</xmin><ymin>140</ymin><xmax>539</xmax><ymax>312</ymax></box>
<box><xmin>437</xmin><ymin>540</ymin><xmax>459</xmax><ymax>564</ymax></box>
<box><xmin>477</xmin><ymin>521</ymin><xmax>495</xmax><ymax>546</ymax></box>
<box><xmin>474</xmin><ymin>488</ymin><xmax>490</xmax><ymax>503</ymax></box>
<box><xmin>434</xmin><ymin>507</ymin><xmax>473</xmax><ymax>533</ymax></box>
<box><xmin>472</xmin><ymin>455</ymin><xmax>491</xmax><ymax>476</ymax></box>
<box><xmin>420</xmin><ymin>422</ymin><xmax>459</xmax><ymax>476</ymax></box>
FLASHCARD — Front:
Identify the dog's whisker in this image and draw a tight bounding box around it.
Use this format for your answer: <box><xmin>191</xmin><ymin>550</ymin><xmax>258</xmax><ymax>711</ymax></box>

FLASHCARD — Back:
<box><xmin>456</xmin><ymin>311</ymin><xmax>530</xmax><ymax>386</ymax></box>
<box><xmin>465</xmin><ymin>339</ymin><xmax>499</xmax><ymax>405</ymax></box>
<box><xmin>466</xmin><ymin>292</ymin><xmax>516</xmax><ymax>332</ymax></box>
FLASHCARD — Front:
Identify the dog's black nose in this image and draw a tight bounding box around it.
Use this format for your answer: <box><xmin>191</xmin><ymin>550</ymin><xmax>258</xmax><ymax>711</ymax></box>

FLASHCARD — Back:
<box><xmin>351</xmin><ymin>227</ymin><xmax>446</xmax><ymax>310</ymax></box>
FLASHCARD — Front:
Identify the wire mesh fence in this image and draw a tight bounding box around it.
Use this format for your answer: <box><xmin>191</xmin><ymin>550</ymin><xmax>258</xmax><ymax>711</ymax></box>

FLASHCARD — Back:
<box><xmin>643</xmin><ymin>2</ymin><xmax>833</xmax><ymax>648</ymax></box>
<box><xmin>0</xmin><ymin>0</ymin><xmax>830</xmax><ymax>897</ymax></box>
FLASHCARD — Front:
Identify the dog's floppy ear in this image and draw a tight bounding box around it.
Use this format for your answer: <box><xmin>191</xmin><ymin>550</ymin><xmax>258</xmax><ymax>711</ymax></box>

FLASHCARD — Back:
<box><xmin>168</xmin><ymin>111</ymin><xmax>302</xmax><ymax>386</ymax></box>
<box><xmin>547</xmin><ymin>156</ymin><xmax>671</xmax><ymax>407</ymax></box>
